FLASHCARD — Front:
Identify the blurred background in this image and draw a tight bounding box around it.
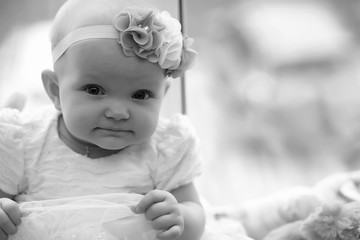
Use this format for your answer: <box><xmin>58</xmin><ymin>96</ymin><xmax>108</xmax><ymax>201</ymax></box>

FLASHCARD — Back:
<box><xmin>2</xmin><ymin>0</ymin><xmax>360</xmax><ymax>206</ymax></box>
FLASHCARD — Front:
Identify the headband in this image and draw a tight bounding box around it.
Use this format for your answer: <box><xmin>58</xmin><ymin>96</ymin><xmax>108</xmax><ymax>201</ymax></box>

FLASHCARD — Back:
<box><xmin>52</xmin><ymin>7</ymin><xmax>197</xmax><ymax>78</ymax></box>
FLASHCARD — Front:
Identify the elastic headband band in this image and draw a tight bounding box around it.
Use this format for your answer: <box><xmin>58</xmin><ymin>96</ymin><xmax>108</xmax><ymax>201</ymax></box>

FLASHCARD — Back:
<box><xmin>52</xmin><ymin>25</ymin><xmax>118</xmax><ymax>64</ymax></box>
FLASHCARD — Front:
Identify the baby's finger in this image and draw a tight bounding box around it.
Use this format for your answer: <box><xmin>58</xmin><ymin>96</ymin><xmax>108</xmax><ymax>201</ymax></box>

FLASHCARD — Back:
<box><xmin>144</xmin><ymin>202</ymin><xmax>173</xmax><ymax>220</ymax></box>
<box><xmin>135</xmin><ymin>190</ymin><xmax>174</xmax><ymax>213</ymax></box>
<box><xmin>0</xmin><ymin>228</ymin><xmax>8</xmax><ymax>240</ymax></box>
<box><xmin>0</xmin><ymin>209</ymin><xmax>17</xmax><ymax>236</ymax></box>
<box><xmin>151</xmin><ymin>213</ymin><xmax>183</xmax><ymax>231</ymax></box>
<box><xmin>156</xmin><ymin>225</ymin><xmax>182</xmax><ymax>240</ymax></box>
<box><xmin>1</xmin><ymin>200</ymin><xmax>21</xmax><ymax>226</ymax></box>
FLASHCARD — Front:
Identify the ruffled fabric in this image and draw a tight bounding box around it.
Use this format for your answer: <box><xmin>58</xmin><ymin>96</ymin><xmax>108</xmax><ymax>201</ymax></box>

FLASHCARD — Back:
<box><xmin>151</xmin><ymin>114</ymin><xmax>202</xmax><ymax>191</ymax></box>
<box><xmin>10</xmin><ymin>193</ymin><xmax>157</xmax><ymax>240</ymax></box>
<box><xmin>0</xmin><ymin>108</ymin><xmax>24</xmax><ymax>195</ymax></box>
<box><xmin>112</xmin><ymin>7</ymin><xmax>197</xmax><ymax>78</ymax></box>
<box><xmin>201</xmin><ymin>231</ymin><xmax>254</xmax><ymax>240</ymax></box>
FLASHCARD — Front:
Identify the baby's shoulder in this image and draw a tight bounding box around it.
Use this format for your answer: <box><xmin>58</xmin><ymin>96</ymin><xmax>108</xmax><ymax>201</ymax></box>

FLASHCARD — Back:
<box><xmin>21</xmin><ymin>106</ymin><xmax>58</xmax><ymax>130</ymax></box>
<box><xmin>151</xmin><ymin>114</ymin><xmax>199</xmax><ymax>157</ymax></box>
<box><xmin>0</xmin><ymin>107</ymin><xmax>22</xmax><ymax>125</ymax></box>
<box><xmin>155</xmin><ymin>114</ymin><xmax>197</xmax><ymax>142</ymax></box>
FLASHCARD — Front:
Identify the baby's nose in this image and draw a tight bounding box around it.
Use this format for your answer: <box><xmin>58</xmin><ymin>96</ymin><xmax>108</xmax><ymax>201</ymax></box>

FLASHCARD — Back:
<box><xmin>105</xmin><ymin>103</ymin><xmax>130</xmax><ymax>120</ymax></box>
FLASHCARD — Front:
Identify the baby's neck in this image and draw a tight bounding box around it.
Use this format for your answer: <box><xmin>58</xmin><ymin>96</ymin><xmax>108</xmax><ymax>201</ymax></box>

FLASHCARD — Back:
<box><xmin>57</xmin><ymin>115</ymin><xmax>122</xmax><ymax>159</ymax></box>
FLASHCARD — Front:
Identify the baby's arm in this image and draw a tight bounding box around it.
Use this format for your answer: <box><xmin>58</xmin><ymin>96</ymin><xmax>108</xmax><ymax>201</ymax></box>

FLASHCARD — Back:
<box><xmin>0</xmin><ymin>95</ymin><xmax>24</xmax><ymax>239</ymax></box>
<box><xmin>134</xmin><ymin>182</ymin><xmax>205</xmax><ymax>240</ymax></box>
<box><xmin>0</xmin><ymin>190</ymin><xmax>21</xmax><ymax>240</ymax></box>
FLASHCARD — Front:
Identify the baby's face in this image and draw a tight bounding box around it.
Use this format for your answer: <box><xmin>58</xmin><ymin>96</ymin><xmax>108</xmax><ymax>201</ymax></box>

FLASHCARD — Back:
<box><xmin>55</xmin><ymin>39</ymin><xmax>168</xmax><ymax>150</ymax></box>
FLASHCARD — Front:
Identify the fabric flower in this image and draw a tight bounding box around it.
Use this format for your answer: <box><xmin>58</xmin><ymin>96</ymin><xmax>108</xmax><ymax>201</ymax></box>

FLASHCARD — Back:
<box><xmin>301</xmin><ymin>203</ymin><xmax>356</xmax><ymax>240</ymax></box>
<box><xmin>113</xmin><ymin>7</ymin><xmax>197</xmax><ymax>78</ymax></box>
<box><xmin>158</xmin><ymin>34</ymin><xmax>182</xmax><ymax>70</ymax></box>
<box><xmin>113</xmin><ymin>8</ymin><xmax>163</xmax><ymax>60</ymax></box>
<box><xmin>168</xmin><ymin>36</ymin><xmax>197</xmax><ymax>78</ymax></box>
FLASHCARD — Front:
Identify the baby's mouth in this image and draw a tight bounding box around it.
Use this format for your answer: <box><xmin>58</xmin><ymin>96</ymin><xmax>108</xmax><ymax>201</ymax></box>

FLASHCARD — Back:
<box><xmin>96</xmin><ymin>127</ymin><xmax>133</xmax><ymax>133</ymax></box>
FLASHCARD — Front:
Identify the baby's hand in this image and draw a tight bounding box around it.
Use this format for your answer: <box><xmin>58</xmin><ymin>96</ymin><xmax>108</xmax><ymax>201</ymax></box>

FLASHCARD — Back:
<box><xmin>0</xmin><ymin>198</ymin><xmax>21</xmax><ymax>240</ymax></box>
<box><xmin>134</xmin><ymin>190</ymin><xmax>184</xmax><ymax>240</ymax></box>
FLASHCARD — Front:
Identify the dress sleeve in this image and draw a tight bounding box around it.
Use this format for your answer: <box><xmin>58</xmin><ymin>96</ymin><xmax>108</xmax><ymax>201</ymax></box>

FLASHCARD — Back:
<box><xmin>0</xmin><ymin>108</ymin><xmax>24</xmax><ymax>195</ymax></box>
<box><xmin>151</xmin><ymin>114</ymin><xmax>202</xmax><ymax>191</ymax></box>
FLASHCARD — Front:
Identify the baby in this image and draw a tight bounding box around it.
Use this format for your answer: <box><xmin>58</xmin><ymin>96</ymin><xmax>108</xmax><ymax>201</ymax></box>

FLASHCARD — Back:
<box><xmin>0</xmin><ymin>0</ymin><xmax>205</xmax><ymax>239</ymax></box>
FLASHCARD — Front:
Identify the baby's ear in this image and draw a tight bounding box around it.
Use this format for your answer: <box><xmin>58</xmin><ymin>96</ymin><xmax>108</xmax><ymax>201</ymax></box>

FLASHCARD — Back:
<box><xmin>42</xmin><ymin>69</ymin><xmax>61</xmax><ymax>111</ymax></box>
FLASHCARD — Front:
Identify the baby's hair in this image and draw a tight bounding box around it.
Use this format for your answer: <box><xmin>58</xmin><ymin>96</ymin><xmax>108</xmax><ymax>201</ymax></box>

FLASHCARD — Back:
<box><xmin>50</xmin><ymin>0</ymin><xmax>157</xmax><ymax>49</ymax></box>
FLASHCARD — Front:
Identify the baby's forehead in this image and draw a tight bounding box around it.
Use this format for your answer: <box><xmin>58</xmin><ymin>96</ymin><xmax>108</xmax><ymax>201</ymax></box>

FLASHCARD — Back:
<box><xmin>56</xmin><ymin>39</ymin><xmax>166</xmax><ymax>82</ymax></box>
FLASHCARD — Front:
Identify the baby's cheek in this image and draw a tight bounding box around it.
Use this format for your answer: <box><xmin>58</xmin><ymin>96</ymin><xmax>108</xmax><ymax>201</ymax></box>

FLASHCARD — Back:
<box><xmin>134</xmin><ymin>112</ymin><xmax>159</xmax><ymax>138</ymax></box>
<box><xmin>64</xmin><ymin>112</ymin><xmax>92</xmax><ymax>139</ymax></box>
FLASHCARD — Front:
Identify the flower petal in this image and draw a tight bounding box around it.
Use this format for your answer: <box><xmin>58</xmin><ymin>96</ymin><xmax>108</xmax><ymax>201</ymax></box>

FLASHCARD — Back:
<box><xmin>113</xmin><ymin>12</ymin><xmax>131</xmax><ymax>31</ymax></box>
<box><xmin>131</xmin><ymin>28</ymin><xmax>151</xmax><ymax>46</ymax></box>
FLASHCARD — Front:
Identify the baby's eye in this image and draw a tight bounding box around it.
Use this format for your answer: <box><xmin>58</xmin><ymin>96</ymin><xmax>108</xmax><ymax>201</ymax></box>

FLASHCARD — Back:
<box><xmin>83</xmin><ymin>85</ymin><xmax>105</xmax><ymax>95</ymax></box>
<box><xmin>132</xmin><ymin>90</ymin><xmax>151</xmax><ymax>100</ymax></box>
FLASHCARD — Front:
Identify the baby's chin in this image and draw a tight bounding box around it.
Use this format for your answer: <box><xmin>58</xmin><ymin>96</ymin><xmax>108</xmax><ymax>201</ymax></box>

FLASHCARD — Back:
<box><xmin>94</xmin><ymin>136</ymin><xmax>149</xmax><ymax>151</ymax></box>
<box><xmin>95</xmin><ymin>139</ymin><xmax>140</xmax><ymax>151</ymax></box>
<box><xmin>97</xmin><ymin>142</ymin><xmax>130</xmax><ymax>151</ymax></box>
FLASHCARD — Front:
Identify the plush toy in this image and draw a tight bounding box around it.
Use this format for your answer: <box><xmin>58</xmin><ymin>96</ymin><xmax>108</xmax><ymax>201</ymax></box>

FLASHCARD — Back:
<box><xmin>212</xmin><ymin>171</ymin><xmax>360</xmax><ymax>240</ymax></box>
<box><xmin>264</xmin><ymin>172</ymin><xmax>360</xmax><ymax>240</ymax></box>
<box><xmin>303</xmin><ymin>201</ymin><xmax>360</xmax><ymax>240</ymax></box>
<box><xmin>211</xmin><ymin>187</ymin><xmax>321</xmax><ymax>240</ymax></box>
<box><xmin>264</xmin><ymin>201</ymin><xmax>360</xmax><ymax>240</ymax></box>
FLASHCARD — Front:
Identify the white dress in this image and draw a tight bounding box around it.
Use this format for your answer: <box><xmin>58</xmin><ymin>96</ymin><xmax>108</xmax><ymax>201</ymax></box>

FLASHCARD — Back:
<box><xmin>0</xmin><ymin>107</ymin><xmax>250</xmax><ymax>240</ymax></box>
